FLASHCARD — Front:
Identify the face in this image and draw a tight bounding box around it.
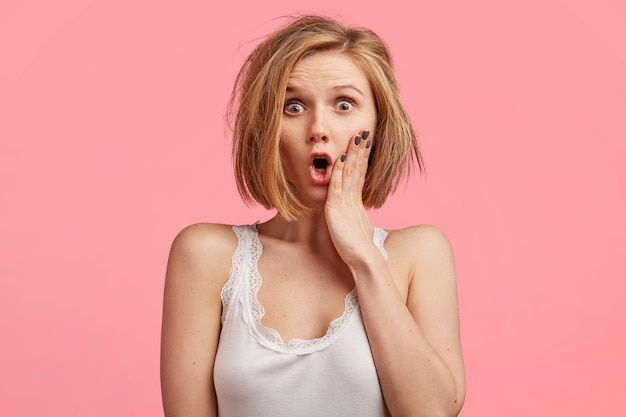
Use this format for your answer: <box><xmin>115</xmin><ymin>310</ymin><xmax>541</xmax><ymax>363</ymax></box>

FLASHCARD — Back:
<box><xmin>279</xmin><ymin>50</ymin><xmax>377</xmax><ymax>206</ymax></box>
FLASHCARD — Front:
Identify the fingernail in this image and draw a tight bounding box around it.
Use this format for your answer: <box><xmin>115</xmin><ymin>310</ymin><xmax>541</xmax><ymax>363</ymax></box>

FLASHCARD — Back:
<box><xmin>355</xmin><ymin>136</ymin><xmax>362</xmax><ymax>145</ymax></box>
<box><xmin>362</xmin><ymin>130</ymin><xmax>370</xmax><ymax>140</ymax></box>
<box><xmin>340</xmin><ymin>153</ymin><xmax>347</xmax><ymax>162</ymax></box>
<box><xmin>365</xmin><ymin>140</ymin><xmax>372</xmax><ymax>149</ymax></box>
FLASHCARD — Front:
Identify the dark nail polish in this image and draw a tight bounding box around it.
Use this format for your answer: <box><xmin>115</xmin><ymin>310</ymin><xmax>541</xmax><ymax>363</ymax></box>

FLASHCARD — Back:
<box><xmin>340</xmin><ymin>153</ymin><xmax>347</xmax><ymax>162</ymax></box>
<box><xmin>355</xmin><ymin>136</ymin><xmax>362</xmax><ymax>145</ymax></box>
<box><xmin>366</xmin><ymin>140</ymin><xmax>372</xmax><ymax>149</ymax></box>
<box><xmin>362</xmin><ymin>130</ymin><xmax>370</xmax><ymax>140</ymax></box>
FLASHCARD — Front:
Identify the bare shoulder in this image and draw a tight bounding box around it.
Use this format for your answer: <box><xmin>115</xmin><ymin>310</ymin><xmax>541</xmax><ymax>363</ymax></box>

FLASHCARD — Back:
<box><xmin>166</xmin><ymin>222</ymin><xmax>238</xmax><ymax>288</ymax></box>
<box><xmin>385</xmin><ymin>224</ymin><xmax>453</xmax><ymax>253</ymax></box>
<box><xmin>384</xmin><ymin>224</ymin><xmax>455</xmax><ymax>281</ymax></box>
<box><xmin>161</xmin><ymin>223</ymin><xmax>239</xmax><ymax>415</ymax></box>
<box><xmin>169</xmin><ymin>222</ymin><xmax>238</xmax><ymax>259</ymax></box>
<box><xmin>163</xmin><ymin>222</ymin><xmax>239</xmax><ymax>321</ymax></box>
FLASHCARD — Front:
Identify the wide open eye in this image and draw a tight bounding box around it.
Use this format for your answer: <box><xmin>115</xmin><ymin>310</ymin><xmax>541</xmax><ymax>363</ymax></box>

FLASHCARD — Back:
<box><xmin>284</xmin><ymin>102</ymin><xmax>305</xmax><ymax>114</ymax></box>
<box><xmin>335</xmin><ymin>99</ymin><xmax>354</xmax><ymax>112</ymax></box>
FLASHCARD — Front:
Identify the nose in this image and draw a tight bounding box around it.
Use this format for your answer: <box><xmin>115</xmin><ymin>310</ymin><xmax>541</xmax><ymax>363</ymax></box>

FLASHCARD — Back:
<box><xmin>308</xmin><ymin>109</ymin><xmax>329</xmax><ymax>142</ymax></box>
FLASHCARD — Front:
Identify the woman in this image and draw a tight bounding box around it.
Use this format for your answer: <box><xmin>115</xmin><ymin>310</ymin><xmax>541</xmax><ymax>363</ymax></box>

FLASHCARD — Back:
<box><xmin>161</xmin><ymin>15</ymin><xmax>465</xmax><ymax>417</ymax></box>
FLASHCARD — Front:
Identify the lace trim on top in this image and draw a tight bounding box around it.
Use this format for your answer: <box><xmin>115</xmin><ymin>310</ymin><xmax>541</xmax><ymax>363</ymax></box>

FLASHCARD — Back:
<box><xmin>373</xmin><ymin>227</ymin><xmax>388</xmax><ymax>259</ymax></box>
<box><xmin>223</xmin><ymin>224</ymin><xmax>388</xmax><ymax>355</ymax></box>
<box><xmin>220</xmin><ymin>226</ymin><xmax>248</xmax><ymax>324</ymax></box>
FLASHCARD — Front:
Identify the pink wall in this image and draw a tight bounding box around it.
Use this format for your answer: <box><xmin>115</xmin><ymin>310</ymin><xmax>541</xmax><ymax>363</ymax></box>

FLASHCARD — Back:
<box><xmin>1</xmin><ymin>1</ymin><xmax>625</xmax><ymax>415</ymax></box>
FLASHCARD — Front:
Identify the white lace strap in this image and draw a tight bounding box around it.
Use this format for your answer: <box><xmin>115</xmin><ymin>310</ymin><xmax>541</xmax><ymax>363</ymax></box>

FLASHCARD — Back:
<box><xmin>220</xmin><ymin>225</ymin><xmax>254</xmax><ymax>324</ymax></box>
<box><xmin>373</xmin><ymin>227</ymin><xmax>388</xmax><ymax>259</ymax></box>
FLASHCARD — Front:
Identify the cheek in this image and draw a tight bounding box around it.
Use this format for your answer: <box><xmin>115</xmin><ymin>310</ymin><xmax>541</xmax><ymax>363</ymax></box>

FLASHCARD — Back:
<box><xmin>367</xmin><ymin>108</ymin><xmax>378</xmax><ymax>131</ymax></box>
<box><xmin>279</xmin><ymin>129</ymin><xmax>297</xmax><ymax>155</ymax></box>
<box><xmin>348</xmin><ymin>112</ymin><xmax>377</xmax><ymax>137</ymax></box>
<box><xmin>279</xmin><ymin>120</ymin><xmax>302</xmax><ymax>144</ymax></box>
<box><xmin>278</xmin><ymin>137</ymin><xmax>300</xmax><ymax>176</ymax></box>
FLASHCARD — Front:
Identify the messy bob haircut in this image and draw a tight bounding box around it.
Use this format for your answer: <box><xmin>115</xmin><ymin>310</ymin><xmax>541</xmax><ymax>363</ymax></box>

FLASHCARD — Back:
<box><xmin>229</xmin><ymin>15</ymin><xmax>423</xmax><ymax>221</ymax></box>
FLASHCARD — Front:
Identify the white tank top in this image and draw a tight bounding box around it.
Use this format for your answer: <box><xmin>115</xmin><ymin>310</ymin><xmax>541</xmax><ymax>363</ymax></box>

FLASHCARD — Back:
<box><xmin>213</xmin><ymin>224</ymin><xmax>391</xmax><ymax>417</ymax></box>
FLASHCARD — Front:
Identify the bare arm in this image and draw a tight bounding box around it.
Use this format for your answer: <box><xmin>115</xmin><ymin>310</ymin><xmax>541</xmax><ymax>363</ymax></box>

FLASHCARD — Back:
<box><xmin>160</xmin><ymin>224</ymin><xmax>235</xmax><ymax>417</ymax></box>
<box><xmin>326</xmin><ymin>133</ymin><xmax>465</xmax><ymax>417</ymax></box>
<box><xmin>352</xmin><ymin>226</ymin><xmax>465</xmax><ymax>417</ymax></box>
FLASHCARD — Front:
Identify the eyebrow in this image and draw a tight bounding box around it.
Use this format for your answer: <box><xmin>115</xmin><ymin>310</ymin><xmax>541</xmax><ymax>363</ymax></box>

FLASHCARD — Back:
<box><xmin>332</xmin><ymin>84</ymin><xmax>365</xmax><ymax>96</ymax></box>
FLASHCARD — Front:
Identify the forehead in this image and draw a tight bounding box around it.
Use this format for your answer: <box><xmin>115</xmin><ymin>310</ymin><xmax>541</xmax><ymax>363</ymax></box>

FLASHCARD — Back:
<box><xmin>287</xmin><ymin>50</ymin><xmax>370</xmax><ymax>89</ymax></box>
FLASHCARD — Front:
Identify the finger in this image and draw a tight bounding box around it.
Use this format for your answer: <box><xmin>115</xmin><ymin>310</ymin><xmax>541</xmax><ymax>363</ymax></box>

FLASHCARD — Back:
<box><xmin>328</xmin><ymin>132</ymin><xmax>360</xmax><ymax>201</ymax></box>
<box><xmin>328</xmin><ymin>130</ymin><xmax>372</xmax><ymax>201</ymax></box>
<box><xmin>342</xmin><ymin>130</ymin><xmax>371</xmax><ymax>193</ymax></box>
<box><xmin>340</xmin><ymin>133</ymin><xmax>361</xmax><ymax>191</ymax></box>
<box><xmin>355</xmin><ymin>131</ymin><xmax>373</xmax><ymax>191</ymax></box>
<box><xmin>328</xmin><ymin>150</ymin><xmax>346</xmax><ymax>198</ymax></box>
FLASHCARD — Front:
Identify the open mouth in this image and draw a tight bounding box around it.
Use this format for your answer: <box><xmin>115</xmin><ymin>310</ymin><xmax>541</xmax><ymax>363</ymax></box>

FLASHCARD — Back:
<box><xmin>312</xmin><ymin>156</ymin><xmax>329</xmax><ymax>172</ymax></box>
<box><xmin>309</xmin><ymin>154</ymin><xmax>332</xmax><ymax>185</ymax></box>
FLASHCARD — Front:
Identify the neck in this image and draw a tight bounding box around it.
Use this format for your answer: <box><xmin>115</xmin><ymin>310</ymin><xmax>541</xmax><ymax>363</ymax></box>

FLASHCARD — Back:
<box><xmin>257</xmin><ymin>211</ymin><xmax>336</xmax><ymax>256</ymax></box>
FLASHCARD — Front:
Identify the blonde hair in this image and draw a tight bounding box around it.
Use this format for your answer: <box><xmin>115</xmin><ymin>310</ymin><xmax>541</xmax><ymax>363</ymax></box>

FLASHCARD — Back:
<box><xmin>229</xmin><ymin>15</ymin><xmax>423</xmax><ymax>220</ymax></box>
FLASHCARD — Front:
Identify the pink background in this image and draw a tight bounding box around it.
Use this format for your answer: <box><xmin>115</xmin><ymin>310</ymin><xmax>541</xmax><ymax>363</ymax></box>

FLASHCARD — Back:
<box><xmin>1</xmin><ymin>0</ymin><xmax>625</xmax><ymax>415</ymax></box>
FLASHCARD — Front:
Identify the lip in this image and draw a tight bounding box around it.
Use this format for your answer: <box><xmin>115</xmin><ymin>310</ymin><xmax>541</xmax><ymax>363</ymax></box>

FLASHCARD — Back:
<box><xmin>309</xmin><ymin>152</ymin><xmax>333</xmax><ymax>185</ymax></box>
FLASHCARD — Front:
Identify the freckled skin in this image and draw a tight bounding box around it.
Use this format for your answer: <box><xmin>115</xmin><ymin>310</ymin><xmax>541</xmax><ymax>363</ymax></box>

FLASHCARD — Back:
<box><xmin>279</xmin><ymin>50</ymin><xmax>377</xmax><ymax>209</ymax></box>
